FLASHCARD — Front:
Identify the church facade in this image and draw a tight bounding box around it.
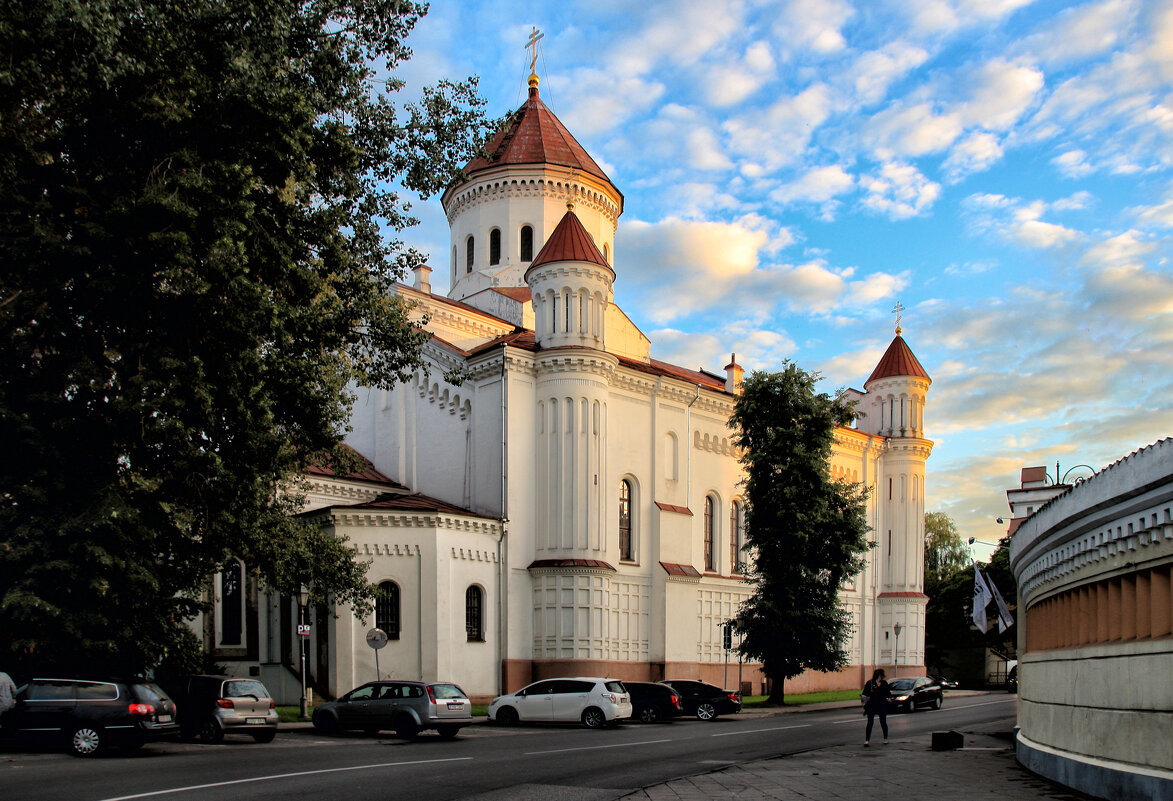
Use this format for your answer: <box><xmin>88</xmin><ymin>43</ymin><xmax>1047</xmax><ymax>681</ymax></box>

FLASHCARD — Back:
<box><xmin>194</xmin><ymin>70</ymin><xmax>933</xmax><ymax>704</ymax></box>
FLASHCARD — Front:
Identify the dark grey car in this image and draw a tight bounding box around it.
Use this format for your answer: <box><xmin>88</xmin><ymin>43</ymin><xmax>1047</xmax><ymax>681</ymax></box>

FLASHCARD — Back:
<box><xmin>312</xmin><ymin>680</ymin><xmax>472</xmax><ymax>739</ymax></box>
<box><xmin>0</xmin><ymin>676</ymin><xmax>179</xmax><ymax>756</ymax></box>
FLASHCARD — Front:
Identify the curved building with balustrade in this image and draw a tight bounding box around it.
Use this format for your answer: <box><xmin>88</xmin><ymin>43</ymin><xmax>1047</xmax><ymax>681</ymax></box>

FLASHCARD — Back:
<box><xmin>1010</xmin><ymin>438</ymin><xmax>1173</xmax><ymax>800</ymax></box>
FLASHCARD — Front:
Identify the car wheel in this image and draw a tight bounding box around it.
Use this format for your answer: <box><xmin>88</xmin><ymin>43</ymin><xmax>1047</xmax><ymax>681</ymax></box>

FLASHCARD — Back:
<box><xmin>253</xmin><ymin>729</ymin><xmax>277</xmax><ymax>743</ymax></box>
<box><xmin>639</xmin><ymin>706</ymin><xmax>659</xmax><ymax>724</ymax></box>
<box><xmin>312</xmin><ymin>712</ymin><xmax>338</xmax><ymax>735</ymax></box>
<box><xmin>393</xmin><ymin>715</ymin><xmax>419</xmax><ymax>740</ymax></box>
<box><xmin>581</xmin><ymin>707</ymin><xmax>606</xmax><ymax>729</ymax></box>
<box><xmin>70</xmin><ymin>725</ymin><xmax>104</xmax><ymax>757</ymax></box>
<box><xmin>495</xmin><ymin>707</ymin><xmax>518</xmax><ymax>727</ymax></box>
<box><xmin>695</xmin><ymin>702</ymin><xmax>718</xmax><ymax>721</ymax></box>
<box><xmin>199</xmin><ymin>719</ymin><xmax>225</xmax><ymax>744</ymax></box>
<box><xmin>436</xmin><ymin>725</ymin><xmax>461</xmax><ymax>739</ymax></box>
<box><xmin>932</xmin><ymin>695</ymin><xmax>942</xmax><ymax>710</ymax></box>
<box><xmin>907</xmin><ymin>701</ymin><xmax>916</xmax><ymax>713</ymax></box>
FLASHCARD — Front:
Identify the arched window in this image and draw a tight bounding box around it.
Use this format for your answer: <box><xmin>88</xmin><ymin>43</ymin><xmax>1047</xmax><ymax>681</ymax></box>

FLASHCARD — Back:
<box><xmin>451</xmin><ymin>246</ymin><xmax>457</xmax><ymax>281</ymax></box>
<box><xmin>465</xmin><ymin>586</ymin><xmax>484</xmax><ymax>641</ymax></box>
<box><xmin>730</xmin><ymin>501</ymin><xmax>743</xmax><ymax>573</ymax></box>
<box><xmin>376</xmin><ymin>581</ymin><xmax>401</xmax><ymax>640</ymax></box>
<box><xmin>489</xmin><ymin>229</ymin><xmax>501</xmax><ymax>265</ymax></box>
<box><xmin>220</xmin><ymin>560</ymin><xmax>243</xmax><ymax>645</ymax></box>
<box><xmin>619</xmin><ymin>479</ymin><xmax>633</xmax><ymax>561</ymax></box>
<box><xmin>465</xmin><ymin>236</ymin><xmax>474</xmax><ymax>273</ymax></box>
<box><xmin>704</xmin><ymin>496</ymin><xmax>716</xmax><ymax>572</ymax></box>
<box><xmin>520</xmin><ymin>225</ymin><xmax>534</xmax><ymax>261</ymax></box>
<box><xmin>603</xmin><ymin>242</ymin><xmax>610</xmax><ymax>264</ymax></box>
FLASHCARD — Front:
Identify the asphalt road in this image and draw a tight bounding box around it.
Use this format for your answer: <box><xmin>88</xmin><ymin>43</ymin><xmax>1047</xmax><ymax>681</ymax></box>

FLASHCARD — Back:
<box><xmin>0</xmin><ymin>694</ymin><xmax>1018</xmax><ymax>801</ymax></box>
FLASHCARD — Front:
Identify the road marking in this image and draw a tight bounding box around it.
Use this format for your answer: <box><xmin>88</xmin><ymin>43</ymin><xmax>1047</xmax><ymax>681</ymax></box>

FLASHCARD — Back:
<box><xmin>831</xmin><ymin>717</ymin><xmax>865</xmax><ymax>725</ymax></box>
<box><xmin>95</xmin><ymin>757</ymin><xmax>474</xmax><ymax>801</ymax></box>
<box><xmin>711</xmin><ymin>724</ymin><xmax>811</xmax><ymax>737</ymax></box>
<box><xmin>830</xmin><ymin>696</ymin><xmax>1014</xmax><ymax>724</ymax></box>
<box><xmin>525</xmin><ymin>738</ymin><xmax>671</xmax><ymax>755</ymax></box>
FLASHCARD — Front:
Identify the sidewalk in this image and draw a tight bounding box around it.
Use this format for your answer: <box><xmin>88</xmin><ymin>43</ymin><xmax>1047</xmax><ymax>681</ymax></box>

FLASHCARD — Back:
<box><xmin>620</xmin><ymin>717</ymin><xmax>1087</xmax><ymax>801</ymax></box>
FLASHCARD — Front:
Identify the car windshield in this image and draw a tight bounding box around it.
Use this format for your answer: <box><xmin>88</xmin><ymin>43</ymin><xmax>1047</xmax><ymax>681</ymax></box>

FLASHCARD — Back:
<box><xmin>224</xmin><ymin>680</ymin><xmax>269</xmax><ymax>699</ymax></box>
<box><xmin>888</xmin><ymin>679</ymin><xmax>916</xmax><ymax>691</ymax></box>
<box><xmin>429</xmin><ymin>684</ymin><xmax>467</xmax><ymax>700</ymax></box>
<box><xmin>132</xmin><ymin>682</ymin><xmax>169</xmax><ymax>704</ymax></box>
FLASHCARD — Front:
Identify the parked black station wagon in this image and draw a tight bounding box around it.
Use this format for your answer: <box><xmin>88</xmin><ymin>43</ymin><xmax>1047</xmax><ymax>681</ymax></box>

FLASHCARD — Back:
<box><xmin>0</xmin><ymin>676</ymin><xmax>179</xmax><ymax>756</ymax></box>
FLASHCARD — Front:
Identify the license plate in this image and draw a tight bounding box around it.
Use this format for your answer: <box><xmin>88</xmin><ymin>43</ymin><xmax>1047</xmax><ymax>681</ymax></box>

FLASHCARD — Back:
<box><xmin>157</xmin><ymin>714</ymin><xmax>172</xmax><ymax>723</ymax></box>
<box><xmin>246</xmin><ymin>718</ymin><xmax>266</xmax><ymax>725</ymax></box>
<box><xmin>447</xmin><ymin>702</ymin><xmax>463</xmax><ymax>710</ymax></box>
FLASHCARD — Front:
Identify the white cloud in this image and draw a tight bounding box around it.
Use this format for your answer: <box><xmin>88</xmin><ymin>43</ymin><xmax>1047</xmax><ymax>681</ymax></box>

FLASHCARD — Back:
<box><xmin>772</xmin><ymin>0</ymin><xmax>854</xmax><ymax>56</ymax></box>
<box><xmin>1052</xmin><ymin>149</ymin><xmax>1094</xmax><ymax>178</ymax></box>
<box><xmin>847</xmin><ymin>43</ymin><xmax>931</xmax><ymax>106</ymax></box>
<box><xmin>703</xmin><ymin>41</ymin><xmax>777</xmax><ymax>107</ymax></box>
<box><xmin>722</xmin><ymin>84</ymin><xmax>836</xmax><ymax>171</ymax></box>
<box><xmin>845</xmin><ymin>271</ymin><xmax>910</xmax><ymax>306</ymax></box>
<box><xmin>606</xmin><ymin>0</ymin><xmax>743</xmax><ymax>76</ymax></box>
<box><xmin>770</xmin><ymin>165</ymin><xmax>856</xmax><ymax>204</ymax></box>
<box><xmin>554</xmin><ymin>69</ymin><xmax>665</xmax><ymax>136</ymax></box>
<box><xmin>962</xmin><ymin>193</ymin><xmax>1082</xmax><ymax>249</ymax></box>
<box><xmin>943</xmin><ymin>132</ymin><xmax>1004</xmax><ymax>182</ymax></box>
<box><xmin>956</xmin><ymin>59</ymin><xmax>1044</xmax><ymax>131</ymax></box>
<box><xmin>860</xmin><ymin>162</ymin><xmax>941</xmax><ymax>219</ymax></box>
<box><xmin>864</xmin><ymin>103</ymin><xmax>963</xmax><ymax>158</ymax></box>
<box><xmin>901</xmin><ymin>0</ymin><xmax>1038</xmax><ymax>35</ymax></box>
<box><xmin>1131</xmin><ymin>194</ymin><xmax>1173</xmax><ymax>229</ymax></box>
<box><xmin>1016</xmin><ymin>0</ymin><xmax>1135</xmax><ymax>66</ymax></box>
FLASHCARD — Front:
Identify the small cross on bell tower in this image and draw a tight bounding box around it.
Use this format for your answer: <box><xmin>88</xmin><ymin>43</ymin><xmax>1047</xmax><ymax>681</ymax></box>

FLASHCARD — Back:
<box><xmin>526</xmin><ymin>27</ymin><xmax>544</xmax><ymax>93</ymax></box>
<box><xmin>892</xmin><ymin>301</ymin><xmax>905</xmax><ymax>336</ymax></box>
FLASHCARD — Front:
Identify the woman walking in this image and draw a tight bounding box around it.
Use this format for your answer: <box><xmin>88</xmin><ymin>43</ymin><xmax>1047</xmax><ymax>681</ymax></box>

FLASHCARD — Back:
<box><xmin>862</xmin><ymin>668</ymin><xmax>891</xmax><ymax>746</ymax></box>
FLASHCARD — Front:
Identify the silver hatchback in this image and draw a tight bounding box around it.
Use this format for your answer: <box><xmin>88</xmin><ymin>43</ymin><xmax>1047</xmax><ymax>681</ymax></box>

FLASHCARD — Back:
<box><xmin>312</xmin><ymin>680</ymin><xmax>472</xmax><ymax>739</ymax></box>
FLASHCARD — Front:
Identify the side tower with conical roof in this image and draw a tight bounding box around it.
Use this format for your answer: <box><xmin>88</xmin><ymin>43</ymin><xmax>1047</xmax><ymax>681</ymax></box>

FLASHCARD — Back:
<box><xmin>856</xmin><ymin>321</ymin><xmax>933</xmax><ymax>672</ymax></box>
<box><xmin>441</xmin><ymin>70</ymin><xmax>623</xmax><ymax>302</ymax></box>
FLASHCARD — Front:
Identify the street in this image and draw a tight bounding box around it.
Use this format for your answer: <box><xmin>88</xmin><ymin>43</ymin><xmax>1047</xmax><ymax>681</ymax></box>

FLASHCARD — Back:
<box><xmin>0</xmin><ymin>694</ymin><xmax>1018</xmax><ymax>801</ymax></box>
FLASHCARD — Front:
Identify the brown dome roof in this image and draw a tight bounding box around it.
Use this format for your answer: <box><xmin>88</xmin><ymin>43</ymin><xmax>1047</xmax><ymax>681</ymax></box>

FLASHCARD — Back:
<box><xmin>462</xmin><ymin>85</ymin><xmax>615</xmax><ymax>187</ymax></box>
<box><xmin>527</xmin><ymin>207</ymin><xmax>610</xmax><ymax>271</ymax></box>
<box><xmin>866</xmin><ymin>335</ymin><xmax>931</xmax><ymax>384</ymax></box>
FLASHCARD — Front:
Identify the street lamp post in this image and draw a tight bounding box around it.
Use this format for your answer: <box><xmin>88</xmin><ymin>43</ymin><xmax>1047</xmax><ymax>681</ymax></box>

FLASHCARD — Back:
<box><xmin>298</xmin><ymin>585</ymin><xmax>309</xmax><ymax>719</ymax></box>
<box><xmin>893</xmin><ymin>622</ymin><xmax>902</xmax><ymax>672</ymax></box>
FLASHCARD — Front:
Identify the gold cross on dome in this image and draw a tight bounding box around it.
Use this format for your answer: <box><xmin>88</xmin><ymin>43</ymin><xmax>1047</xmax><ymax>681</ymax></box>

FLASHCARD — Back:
<box><xmin>526</xmin><ymin>27</ymin><xmax>544</xmax><ymax>74</ymax></box>
<box><xmin>892</xmin><ymin>301</ymin><xmax>905</xmax><ymax>334</ymax></box>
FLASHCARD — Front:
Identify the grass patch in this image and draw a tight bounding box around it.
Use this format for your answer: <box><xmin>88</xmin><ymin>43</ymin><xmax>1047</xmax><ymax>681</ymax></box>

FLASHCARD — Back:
<box><xmin>276</xmin><ymin>705</ymin><xmax>311</xmax><ymax>723</ymax></box>
<box><xmin>741</xmin><ymin>689</ymin><xmax>860</xmax><ymax>707</ymax></box>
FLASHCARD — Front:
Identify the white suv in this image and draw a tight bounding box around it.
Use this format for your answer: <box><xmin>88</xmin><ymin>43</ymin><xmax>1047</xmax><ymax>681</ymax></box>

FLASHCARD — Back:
<box><xmin>488</xmin><ymin>677</ymin><xmax>631</xmax><ymax>728</ymax></box>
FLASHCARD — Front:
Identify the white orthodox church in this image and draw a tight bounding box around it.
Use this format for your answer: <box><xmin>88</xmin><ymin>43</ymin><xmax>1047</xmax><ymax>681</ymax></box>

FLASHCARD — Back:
<box><xmin>196</xmin><ymin>68</ymin><xmax>933</xmax><ymax>703</ymax></box>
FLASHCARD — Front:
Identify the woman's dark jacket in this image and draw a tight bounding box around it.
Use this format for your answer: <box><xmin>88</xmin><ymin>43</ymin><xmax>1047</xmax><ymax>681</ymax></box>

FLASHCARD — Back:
<box><xmin>864</xmin><ymin>679</ymin><xmax>891</xmax><ymax>713</ymax></box>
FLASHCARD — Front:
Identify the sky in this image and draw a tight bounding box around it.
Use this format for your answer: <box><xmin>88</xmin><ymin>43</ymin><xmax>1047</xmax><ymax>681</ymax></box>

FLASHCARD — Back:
<box><xmin>390</xmin><ymin>0</ymin><xmax>1173</xmax><ymax>559</ymax></box>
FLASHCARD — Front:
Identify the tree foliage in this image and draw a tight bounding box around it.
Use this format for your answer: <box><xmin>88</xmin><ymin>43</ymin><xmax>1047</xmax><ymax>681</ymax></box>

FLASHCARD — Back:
<box><xmin>924</xmin><ymin>537</ymin><xmax>1017</xmax><ymax>678</ymax></box>
<box><xmin>730</xmin><ymin>364</ymin><xmax>871</xmax><ymax>704</ymax></box>
<box><xmin>924</xmin><ymin>511</ymin><xmax>969</xmax><ymax>583</ymax></box>
<box><xmin>0</xmin><ymin>0</ymin><xmax>495</xmax><ymax>674</ymax></box>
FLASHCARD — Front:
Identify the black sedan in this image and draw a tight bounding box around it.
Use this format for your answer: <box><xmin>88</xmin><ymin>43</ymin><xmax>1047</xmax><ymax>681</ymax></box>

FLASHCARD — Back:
<box><xmin>885</xmin><ymin>676</ymin><xmax>944</xmax><ymax>712</ymax></box>
<box><xmin>625</xmin><ymin>681</ymin><xmax>684</xmax><ymax>723</ymax></box>
<box><xmin>660</xmin><ymin>680</ymin><xmax>741</xmax><ymax>721</ymax></box>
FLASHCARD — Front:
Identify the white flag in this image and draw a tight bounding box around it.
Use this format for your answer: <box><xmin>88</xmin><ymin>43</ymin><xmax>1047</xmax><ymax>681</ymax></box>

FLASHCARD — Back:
<box><xmin>973</xmin><ymin>564</ymin><xmax>993</xmax><ymax>633</ymax></box>
<box><xmin>988</xmin><ymin>575</ymin><xmax>1015</xmax><ymax>634</ymax></box>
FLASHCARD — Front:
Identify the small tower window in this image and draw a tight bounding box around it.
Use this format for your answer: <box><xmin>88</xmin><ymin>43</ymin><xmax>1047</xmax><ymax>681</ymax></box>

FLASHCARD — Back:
<box><xmin>465</xmin><ymin>236</ymin><xmax>474</xmax><ymax>273</ymax></box>
<box><xmin>603</xmin><ymin>243</ymin><xmax>610</xmax><ymax>264</ymax></box>
<box><xmin>520</xmin><ymin>225</ymin><xmax>534</xmax><ymax>261</ymax></box>
<box><xmin>489</xmin><ymin>229</ymin><xmax>501</xmax><ymax>266</ymax></box>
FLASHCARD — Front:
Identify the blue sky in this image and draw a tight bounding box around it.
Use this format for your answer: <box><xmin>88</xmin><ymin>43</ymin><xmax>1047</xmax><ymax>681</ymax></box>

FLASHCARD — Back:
<box><xmin>393</xmin><ymin>0</ymin><xmax>1173</xmax><ymax>558</ymax></box>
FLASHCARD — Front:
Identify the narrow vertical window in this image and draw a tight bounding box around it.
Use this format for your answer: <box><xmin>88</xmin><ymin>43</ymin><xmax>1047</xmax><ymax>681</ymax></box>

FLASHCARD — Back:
<box><xmin>520</xmin><ymin>225</ymin><xmax>534</xmax><ymax>261</ymax></box>
<box><xmin>451</xmin><ymin>246</ymin><xmax>457</xmax><ymax>282</ymax></box>
<box><xmin>465</xmin><ymin>586</ymin><xmax>484</xmax><ymax>641</ymax></box>
<box><xmin>704</xmin><ymin>497</ymin><xmax>715</xmax><ymax>572</ymax></box>
<box><xmin>376</xmin><ymin>581</ymin><xmax>401</xmax><ymax>640</ymax></box>
<box><xmin>619</xmin><ymin>480</ymin><xmax>632</xmax><ymax>561</ymax></box>
<box><xmin>489</xmin><ymin>229</ymin><xmax>501</xmax><ymax>265</ymax></box>
<box><xmin>729</xmin><ymin>502</ymin><xmax>742</xmax><ymax>573</ymax></box>
<box><xmin>465</xmin><ymin>236</ymin><xmax>474</xmax><ymax>273</ymax></box>
<box><xmin>220</xmin><ymin>561</ymin><xmax>242</xmax><ymax>645</ymax></box>
<box><xmin>603</xmin><ymin>243</ymin><xmax>610</xmax><ymax>264</ymax></box>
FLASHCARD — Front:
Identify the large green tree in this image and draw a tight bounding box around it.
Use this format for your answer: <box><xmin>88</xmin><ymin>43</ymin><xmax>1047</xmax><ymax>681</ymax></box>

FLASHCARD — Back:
<box><xmin>0</xmin><ymin>0</ymin><xmax>494</xmax><ymax>674</ymax></box>
<box><xmin>731</xmin><ymin>364</ymin><xmax>871</xmax><ymax>704</ymax></box>
<box><xmin>924</xmin><ymin>511</ymin><xmax>969</xmax><ymax>584</ymax></box>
